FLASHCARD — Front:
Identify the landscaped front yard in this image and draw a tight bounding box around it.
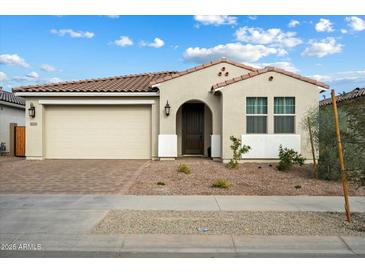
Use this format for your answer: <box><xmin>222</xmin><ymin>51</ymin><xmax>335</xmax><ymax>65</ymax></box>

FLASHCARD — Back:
<box><xmin>129</xmin><ymin>158</ymin><xmax>365</xmax><ymax>196</ymax></box>
<box><xmin>0</xmin><ymin>157</ymin><xmax>363</xmax><ymax>195</ymax></box>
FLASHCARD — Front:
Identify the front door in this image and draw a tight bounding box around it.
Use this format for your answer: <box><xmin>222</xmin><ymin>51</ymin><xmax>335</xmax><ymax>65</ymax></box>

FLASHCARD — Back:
<box><xmin>182</xmin><ymin>103</ymin><xmax>204</xmax><ymax>155</ymax></box>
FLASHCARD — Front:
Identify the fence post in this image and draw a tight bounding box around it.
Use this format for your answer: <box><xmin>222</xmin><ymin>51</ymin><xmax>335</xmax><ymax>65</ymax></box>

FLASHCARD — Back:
<box><xmin>8</xmin><ymin>123</ymin><xmax>17</xmax><ymax>156</ymax></box>
<box><xmin>331</xmin><ymin>89</ymin><xmax>351</xmax><ymax>222</ymax></box>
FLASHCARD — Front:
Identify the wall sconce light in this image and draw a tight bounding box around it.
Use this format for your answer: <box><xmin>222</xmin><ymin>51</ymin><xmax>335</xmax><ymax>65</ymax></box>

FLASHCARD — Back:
<box><xmin>164</xmin><ymin>101</ymin><xmax>171</xmax><ymax>116</ymax></box>
<box><xmin>28</xmin><ymin>103</ymin><xmax>36</xmax><ymax>118</ymax></box>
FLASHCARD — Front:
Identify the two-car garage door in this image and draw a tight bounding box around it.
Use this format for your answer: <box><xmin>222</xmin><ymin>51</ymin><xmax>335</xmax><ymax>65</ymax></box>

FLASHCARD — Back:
<box><xmin>45</xmin><ymin>105</ymin><xmax>151</xmax><ymax>159</ymax></box>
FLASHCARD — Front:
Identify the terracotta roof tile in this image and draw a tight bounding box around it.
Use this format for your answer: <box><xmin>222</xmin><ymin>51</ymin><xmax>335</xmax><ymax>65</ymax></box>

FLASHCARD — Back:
<box><xmin>320</xmin><ymin>87</ymin><xmax>365</xmax><ymax>106</ymax></box>
<box><xmin>0</xmin><ymin>88</ymin><xmax>25</xmax><ymax>106</ymax></box>
<box><xmin>150</xmin><ymin>58</ymin><xmax>257</xmax><ymax>86</ymax></box>
<box><xmin>211</xmin><ymin>67</ymin><xmax>329</xmax><ymax>90</ymax></box>
<box><xmin>12</xmin><ymin>71</ymin><xmax>177</xmax><ymax>93</ymax></box>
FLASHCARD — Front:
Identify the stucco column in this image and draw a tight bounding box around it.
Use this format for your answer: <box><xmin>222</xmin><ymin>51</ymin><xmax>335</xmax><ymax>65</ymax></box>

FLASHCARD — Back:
<box><xmin>25</xmin><ymin>100</ymin><xmax>44</xmax><ymax>159</ymax></box>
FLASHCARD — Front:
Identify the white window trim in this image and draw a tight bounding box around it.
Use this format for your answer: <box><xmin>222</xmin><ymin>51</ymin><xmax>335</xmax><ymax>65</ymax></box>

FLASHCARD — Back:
<box><xmin>273</xmin><ymin>96</ymin><xmax>296</xmax><ymax>134</ymax></box>
<box><xmin>246</xmin><ymin>97</ymin><xmax>268</xmax><ymax>134</ymax></box>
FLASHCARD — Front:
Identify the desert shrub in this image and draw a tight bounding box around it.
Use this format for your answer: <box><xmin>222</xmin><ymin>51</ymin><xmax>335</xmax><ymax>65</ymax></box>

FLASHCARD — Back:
<box><xmin>303</xmin><ymin>105</ymin><xmax>365</xmax><ymax>183</ymax></box>
<box><xmin>178</xmin><ymin>164</ymin><xmax>191</xmax><ymax>174</ymax></box>
<box><xmin>277</xmin><ymin>145</ymin><xmax>305</xmax><ymax>171</ymax></box>
<box><xmin>226</xmin><ymin>136</ymin><xmax>251</xmax><ymax>169</ymax></box>
<box><xmin>212</xmin><ymin>178</ymin><xmax>232</xmax><ymax>188</ymax></box>
<box><xmin>156</xmin><ymin>181</ymin><xmax>166</xmax><ymax>186</ymax></box>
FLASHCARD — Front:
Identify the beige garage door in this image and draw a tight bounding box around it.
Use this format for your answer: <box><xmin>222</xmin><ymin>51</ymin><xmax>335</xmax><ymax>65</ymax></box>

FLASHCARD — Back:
<box><xmin>45</xmin><ymin>105</ymin><xmax>151</xmax><ymax>159</ymax></box>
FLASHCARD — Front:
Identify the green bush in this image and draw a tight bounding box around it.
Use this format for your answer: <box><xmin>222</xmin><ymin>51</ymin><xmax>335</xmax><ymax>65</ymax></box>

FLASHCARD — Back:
<box><xmin>277</xmin><ymin>145</ymin><xmax>305</xmax><ymax>171</ymax></box>
<box><xmin>178</xmin><ymin>164</ymin><xmax>191</xmax><ymax>174</ymax></box>
<box><xmin>226</xmin><ymin>136</ymin><xmax>251</xmax><ymax>169</ymax></box>
<box><xmin>212</xmin><ymin>178</ymin><xmax>232</xmax><ymax>188</ymax></box>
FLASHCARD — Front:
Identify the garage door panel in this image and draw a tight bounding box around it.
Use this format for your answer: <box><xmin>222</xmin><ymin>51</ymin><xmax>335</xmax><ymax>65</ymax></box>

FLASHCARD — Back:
<box><xmin>45</xmin><ymin>105</ymin><xmax>151</xmax><ymax>159</ymax></box>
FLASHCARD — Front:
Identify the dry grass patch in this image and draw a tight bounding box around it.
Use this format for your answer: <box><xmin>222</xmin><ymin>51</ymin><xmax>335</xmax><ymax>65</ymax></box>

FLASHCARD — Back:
<box><xmin>212</xmin><ymin>178</ymin><xmax>232</xmax><ymax>188</ymax></box>
<box><xmin>178</xmin><ymin>164</ymin><xmax>191</xmax><ymax>175</ymax></box>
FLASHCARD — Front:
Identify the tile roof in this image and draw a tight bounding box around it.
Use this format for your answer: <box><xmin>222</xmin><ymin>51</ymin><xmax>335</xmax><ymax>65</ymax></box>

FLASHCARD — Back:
<box><xmin>0</xmin><ymin>88</ymin><xmax>25</xmax><ymax>106</ymax></box>
<box><xmin>150</xmin><ymin>58</ymin><xmax>257</xmax><ymax>86</ymax></box>
<box><xmin>12</xmin><ymin>71</ymin><xmax>177</xmax><ymax>93</ymax></box>
<box><xmin>319</xmin><ymin>87</ymin><xmax>365</xmax><ymax>106</ymax></box>
<box><xmin>211</xmin><ymin>66</ymin><xmax>330</xmax><ymax>90</ymax></box>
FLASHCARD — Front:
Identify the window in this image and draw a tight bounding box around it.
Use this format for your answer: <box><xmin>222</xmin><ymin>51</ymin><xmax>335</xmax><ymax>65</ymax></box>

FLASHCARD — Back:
<box><xmin>246</xmin><ymin>97</ymin><xmax>267</xmax><ymax>133</ymax></box>
<box><xmin>274</xmin><ymin>97</ymin><xmax>295</xmax><ymax>133</ymax></box>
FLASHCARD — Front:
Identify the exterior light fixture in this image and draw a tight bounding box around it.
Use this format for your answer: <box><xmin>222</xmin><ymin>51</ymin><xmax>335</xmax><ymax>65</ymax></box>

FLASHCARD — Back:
<box><xmin>28</xmin><ymin>103</ymin><xmax>36</xmax><ymax>118</ymax></box>
<box><xmin>164</xmin><ymin>101</ymin><xmax>171</xmax><ymax>116</ymax></box>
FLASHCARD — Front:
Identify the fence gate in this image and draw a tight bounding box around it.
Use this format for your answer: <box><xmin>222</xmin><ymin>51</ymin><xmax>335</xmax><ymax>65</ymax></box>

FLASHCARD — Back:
<box><xmin>15</xmin><ymin>126</ymin><xmax>25</xmax><ymax>157</ymax></box>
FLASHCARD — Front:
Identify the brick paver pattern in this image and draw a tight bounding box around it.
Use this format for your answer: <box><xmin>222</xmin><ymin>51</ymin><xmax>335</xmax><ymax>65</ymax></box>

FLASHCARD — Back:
<box><xmin>0</xmin><ymin>159</ymin><xmax>148</xmax><ymax>194</ymax></box>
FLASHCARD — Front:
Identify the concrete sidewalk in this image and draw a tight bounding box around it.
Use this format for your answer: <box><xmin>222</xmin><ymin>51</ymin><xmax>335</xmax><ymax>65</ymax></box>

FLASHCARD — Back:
<box><xmin>1</xmin><ymin>194</ymin><xmax>365</xmax><ymax>257</ymax></box>
<box><xmin>1</xmin><ymin>194</ymin><xmax>365</xmax><ymax>212</ymax></box>
<box><xmin>1</xmin><ymin>234</ymin><xmax>365</xmax><ymax>257</ymax></box>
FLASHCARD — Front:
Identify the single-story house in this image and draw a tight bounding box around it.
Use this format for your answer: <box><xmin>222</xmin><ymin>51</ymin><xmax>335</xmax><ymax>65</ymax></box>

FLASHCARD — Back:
<box><xmin>0</xmin><ymin>88</ymin><xmax>25</xmax><ymax>154</ymax></box>
<box><xmin>13</xmin><ymin>58</ymin><xmax>329</xmax><ymax>161</ymax></box>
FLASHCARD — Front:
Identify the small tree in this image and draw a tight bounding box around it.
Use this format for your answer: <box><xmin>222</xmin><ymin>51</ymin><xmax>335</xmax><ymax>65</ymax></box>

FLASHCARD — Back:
<box><xmin>227</xmin><ymin>136</ymin><xmax>251</xmax><ymax>169</ymax></box>
<box><xmin>277</xmin><ymin>145</ymin><xmax>305</xmax><ymax>171</ymax></box>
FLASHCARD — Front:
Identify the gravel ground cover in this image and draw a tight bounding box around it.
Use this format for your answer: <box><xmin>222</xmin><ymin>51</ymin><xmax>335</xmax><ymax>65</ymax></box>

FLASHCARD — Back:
<box><xmin>93</xmin><ymin>210</ymin><xmax>365</xmax><ymax>236</ymax></box>
<box><xmin>128</xmin><ymin>159</ymin><xmax>364</xmax><ymax>196</ymax></box>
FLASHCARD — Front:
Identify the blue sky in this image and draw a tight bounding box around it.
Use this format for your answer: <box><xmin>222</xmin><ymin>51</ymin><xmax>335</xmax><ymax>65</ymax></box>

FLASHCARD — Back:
<box><xmin>1</xmin><ymin>15</ymin><xmax>365</xmax><ymax>98</ymax></box>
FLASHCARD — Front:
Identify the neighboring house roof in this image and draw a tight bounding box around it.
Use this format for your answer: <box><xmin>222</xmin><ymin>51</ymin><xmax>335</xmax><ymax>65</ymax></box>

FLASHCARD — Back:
<box><xmin>319</xmin><ymin>87</ymin><xmax>365</xmax><ymax>107</ymax></box>
<box><xmin>211</xmin><ymin>66</ymin><xmax>330</xmax><ymax>90</ymax></box>
<box><xmin>0</xmin><ymin>88</ymin><xmax>25</xmax><ymax>106</ymax></box>
<box><xmin>12</xmin><ymin>71</ymin><xmax>177</xmax><ymax>93</ymax></box>
<box><xmin>150</xmin><ymin>57</ymin><xmax>257</xmax><ymax>86</ymax></box>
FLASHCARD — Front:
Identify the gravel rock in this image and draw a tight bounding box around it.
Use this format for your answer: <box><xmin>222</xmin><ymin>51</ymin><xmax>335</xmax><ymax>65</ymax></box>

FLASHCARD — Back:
<box><xmin>128</xmin><ymin>159</ymin><xmax>362</xmax><ymax>196</ymax></box>
<box><xmin>93</xmin><ymin>210</ymin><xmax>365</xmax><ymax>236</ymax></box>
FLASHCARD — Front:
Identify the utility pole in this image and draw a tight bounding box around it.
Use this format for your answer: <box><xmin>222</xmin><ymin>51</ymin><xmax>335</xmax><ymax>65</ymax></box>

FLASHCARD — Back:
<box><xmin>307</xmin><ymin>117</ymin><xmax>318</xmax><ymax>178</ymax></box>
<box><xmin>331</xmin><ymin>89</ymin><xmax>351</xmax><ymax>222</ymax></box>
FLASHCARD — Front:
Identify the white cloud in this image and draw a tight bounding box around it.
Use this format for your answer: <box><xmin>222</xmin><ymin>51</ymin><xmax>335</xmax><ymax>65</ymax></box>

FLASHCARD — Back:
<box><xmin>40</xmin><ymin>64</ymin><xmax>57</xmax><ymax>72</ymax></box>
<box><xmin>235</xmin><ymin>27</ymin><xmax>302</xmax><ymax>48</ymax></box>
<box><xmin>248</xmin><ymin>16</ymin><xmax>257</xmax><ymax>20</ymax></box>
<box><xmin>105</xmin><ymin>15</ymin><xmax>120</xmax><ymax>19</ymax></box>
<box><xmin>114</xmin><ymin>36</ymin><xmax>133</xmax><ymax>47</ymax></box>
<box><xmin>47</xmin><ymin>77</ymin><xmax>62</xmax><ymax>83</ymax></box>
<box><xmin>26</xmin><ymin>71</ymin><xmax>39</xmax><ymax>79</ymax></box>
<box><xmin>288</xmin><ymin>20</ymin><xmax>300</xmax><ymax>28</ymax></box>
<box><xmin>312</xmin><ymin>69</ymin><xmax>365</xmax><ymax>85</ymax></box>
<box><xmin>140</xmin><ymin>37</ymin><xmax>165</xmax><ymax>48</ymax></box>
<box><xmin>51</xmin><ymin>29</ymin><xmax>94</xmax><ymax>39</ymax></box>
<box><xmin>0</xmin><ymin>71</ymin><xmax>7</xmax><ymax>81</ymax></box>
<box><xmin>315</xmin><ymin>18</ymin><xmax>334</xmax><ymax>32</ymax></box>
<box><xmin>341</xmin><ymin>29</ymin><xmax>348</xmax><ymax>34</ymax></box>
<box><xmin>183</xmin><ymin>43</ymin><xmax>287</xmax><ymax>64</ymax></box>
<box><xmin>0</xmin><ymin>54</ymin><xmax>29</xmax><ymax>67</ymax></box>
<box><xmin>13</xmin><ymin>71</ymin><xmax>39</xmax><ymax>82</ymax></box>
<box><xmin>345</xmin><ymin>16</ymin><xmax>365</xmax><ymax>31</ymax></box>
<box><xmin>194</xmin><ymin>15</ymin><xmax>237</xmax><ymax>26</ymax></box>
<box><xmin>302</xmin><ymin>37</ymin><xmax>342</xmax><ymax>58</ymax></box>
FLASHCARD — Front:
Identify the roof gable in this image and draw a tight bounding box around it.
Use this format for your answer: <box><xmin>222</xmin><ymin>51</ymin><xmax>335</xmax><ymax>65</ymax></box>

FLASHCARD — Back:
<box><xmin>150</xmin><ymin>58</ymin><xmax>257</xmax><ymax>86</ymax></box>
<box><xmin>211</xmin><ymin>66</ymin><xmax>329</xmax><ymax>90</ymax></box>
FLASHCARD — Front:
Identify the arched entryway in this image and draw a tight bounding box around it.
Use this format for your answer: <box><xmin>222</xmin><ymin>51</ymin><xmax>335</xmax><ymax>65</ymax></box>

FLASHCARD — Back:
<box><xmin>176</xmin><ymin>100</ymin><xmax>213</xmax><ymax>157</ymax></box>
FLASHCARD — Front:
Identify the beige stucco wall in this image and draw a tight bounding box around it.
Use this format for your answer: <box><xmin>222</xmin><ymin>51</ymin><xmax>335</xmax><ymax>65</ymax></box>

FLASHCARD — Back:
<box><xmin>0</xmin><ymin>103</ymin><xmax>25</xmax><ymax>152</ymax></box>
<box><xmin>24</xmin><ymin>96</ymin><xmax>159</xmax><ymax>159</ymax></box>
<box><xmin>220</xmin><ymin>71</ymin><xmax>321</xmax><ymax>161</ymax></box>
<box><xmin>157</xmin><ymin>62</ymin><xmax>252</xmax><ymax>136</ymax></box>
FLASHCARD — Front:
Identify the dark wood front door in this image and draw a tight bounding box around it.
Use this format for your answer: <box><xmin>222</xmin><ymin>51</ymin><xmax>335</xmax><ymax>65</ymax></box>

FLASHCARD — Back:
<box><xmin>182</xmin><ymin>103</ymin><xmax>204</xmax><ymax>155</ymax></box>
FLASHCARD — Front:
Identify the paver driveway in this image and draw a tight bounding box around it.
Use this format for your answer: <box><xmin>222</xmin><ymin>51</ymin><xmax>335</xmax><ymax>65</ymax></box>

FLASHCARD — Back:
<box><xmin>0</xmin><ymin>159</ymin><xmax>148</xmax><ymax>194</ymax></box>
